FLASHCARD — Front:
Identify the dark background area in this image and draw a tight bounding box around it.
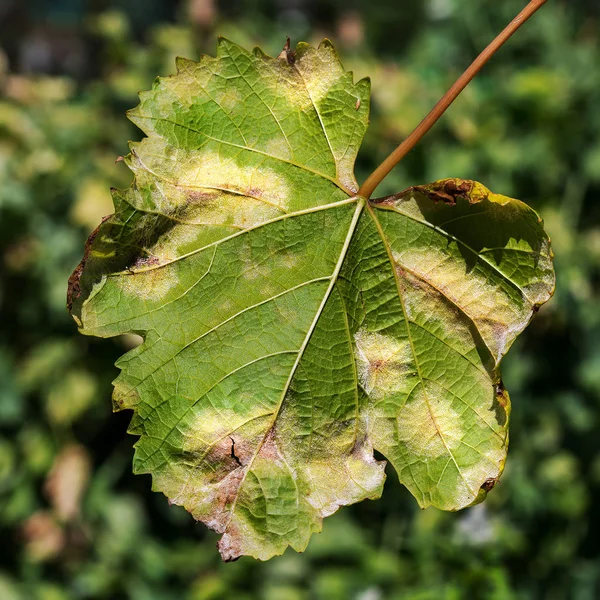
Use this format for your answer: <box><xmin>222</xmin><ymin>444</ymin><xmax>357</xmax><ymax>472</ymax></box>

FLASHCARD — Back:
<box><xmin>1</xmin><ymin>0</ymin><xmax>600</xmax><ymax>598</ymax></box>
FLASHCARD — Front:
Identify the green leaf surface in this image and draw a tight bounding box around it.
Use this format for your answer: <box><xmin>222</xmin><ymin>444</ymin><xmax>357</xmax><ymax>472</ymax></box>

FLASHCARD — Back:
<box><xmin>68</xmin><ymin>39</ymin><xmax>555</xmax><ymax>561</ymax></box>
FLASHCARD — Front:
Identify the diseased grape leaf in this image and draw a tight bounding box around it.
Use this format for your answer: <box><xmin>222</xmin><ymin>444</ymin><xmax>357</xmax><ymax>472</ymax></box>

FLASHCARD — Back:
<box><xmin>67</xmin><ymin>38</ymin><xmax>555</xmax><ymax>561</ymax></box>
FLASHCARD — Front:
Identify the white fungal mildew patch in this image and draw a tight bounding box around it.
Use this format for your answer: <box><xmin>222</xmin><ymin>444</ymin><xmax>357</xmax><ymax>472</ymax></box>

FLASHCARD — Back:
<box><xmin>217</xmin><ymin>297</ymin><xmax>235</xmax><ymax>315</ymax></box>
<box><xmin>128</xmin><ymin>143</ymin><xmax>293</xmax><ymax>219</ymax></box>
<box><xmin>303</xmin><ymin>448</ymin><xmax>385</xmax><ymax>517</ymax></box>
<box><xmin>396</xmin><ymin>384</ymin><xmax>464</xmax><ymax>460</ymax></box>
<box><xmin>212</xmin><ymin>85</ymin><xmax>244</xmax><ymax>113</ymax></box>
<box><xmin>354</xmin><ymin>329</ymin><xmax>415</xmax><ymax>399</ymax></box>
<box><xmin>295</xmin><ymin>43</ymin><xmax>344</xmax><ymax>106</ymax></box>
<box><xmin>240</xmin><ymin>261</ymin><xmax>275</xmax><ymax>282</ymax></box>
<box><xmin>524</xmin><ymin>270</ymin><xmax>555</xmax><ymax>305</ymax></box>
<box><xmin>264</xmin><ymin>61</ymin><xmax>313</xmax><ymax>113</ymax></box>
<box><xmin>236</xmin><ymin>243</ymin><xmax>279</xmax><ymax>285</ymax></box>
<box><xmin>280</xmin><ymin>251</ymin><xmax>301</xmax><ymax>271</ymax></box>
<box><xmin>264</xmin><ymin>137</ymin><xmax>294</xmax><ymax>162</ymax></box>
<box><xmin>159</xmin><ymin>462</ymin><xmax>246</xmax><ymax>533</ymax></box>
<box><xmin>189</xmin><ymin>194</ymin><xmax>285</xmax><ymax>230</ymax></box>
<box><xmin>275</xmin><ymin>302</ymin><xmax>301</xmax><ymax>326</ymax></box>
<box><xmin>392</xmin><ymin>246</ymin><xmax>529</xmax><ymax>361</ymax></box>
<box><xmin>172</xmin><ymin>150</ymin><xmax>292</xmax><ymax>213</ymax></box>
<box><xmin>146</xmin><ymin>224</ymin><xmax>212</xmax><ymax>261</ymax></box>
<box><xmin>346</xmin><ymin>439</ymin><xmax>387</xmax><ymax>493</ymax></box>
<box><xmin>183</xmin><ymin>408</ymin><xmax>273</xmax><ymax>457</ymax></box>
<box><xmin>120</xmin><ymin>258</ymin><xmax>181</xmax><ymax>302</ymax></box>
<box><xmin>397</xmin><ymin>268</ymin><xmax>494</xmax><ymax>374</ymax></box>
<box><xmin>294</xmin><ymin>44</ymin><xmax>365</xmax><ymax>191</ymax></box>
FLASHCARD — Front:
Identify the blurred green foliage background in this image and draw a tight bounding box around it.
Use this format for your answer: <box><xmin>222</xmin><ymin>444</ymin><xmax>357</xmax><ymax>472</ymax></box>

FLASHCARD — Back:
<box><xmin>1</xmin><ymin>0</ymin><xmax>600</xmax><ymax>598</ymax></box>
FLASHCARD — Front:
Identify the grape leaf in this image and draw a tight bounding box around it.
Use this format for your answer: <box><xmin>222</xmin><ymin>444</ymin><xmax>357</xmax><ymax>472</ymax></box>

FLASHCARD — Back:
<box><xmin>68</xmin><ymin>38</ymin><xmax>555</xmax><ymax>561</ymax></box>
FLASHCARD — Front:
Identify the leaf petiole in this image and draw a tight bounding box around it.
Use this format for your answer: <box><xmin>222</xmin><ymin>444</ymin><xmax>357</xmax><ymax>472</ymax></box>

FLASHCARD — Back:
<box><xmin>358</xmin><ymin>0</ymin><xmax>549</xmax><ymax>200</ymax></box>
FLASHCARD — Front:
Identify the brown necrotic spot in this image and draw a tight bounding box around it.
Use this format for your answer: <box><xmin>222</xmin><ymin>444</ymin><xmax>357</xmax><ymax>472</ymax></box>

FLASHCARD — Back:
<box><xmin>131</xmin><ymin>254</ymin><xmax>161</xmax><ymax>270</ymax></box>
<box><xmin>257</xmin><ymin>427</ymin><xmax>281</xmax><ymax>461</ymax></box>
<box><xmin>199</xmin><ymin>438</ymin><xmax>246</xmax><ymax>482</ymax></box>
<box><xmin>491</xmin><ymin>380</ymin><xmax>510</xmax><ymax>427</ymax></box>
<box><xmin>278</xmin><ymin>37</ymin><xmax>296</xmax><ymax>66</ymax></box>
<box><xmin>247</xmin><ymin>188</ymin><xmax>263</xmax><ymax>198</ymax></box>
<box><xmin>230</xmin><ymin>437</ymin><xmax>242</xmax><ymax>466</ymax></box>
<box><xmin>190</xmin><ymin>466</ymin><xmax>246</xmax><ymax>543</ymax></box>
<box><xmin>67</xmin><ymin>215</ymin><xmax>111</xmax><ymax>313</ymax></box>
<box><xmin>415</xmin><ymin>179</ymin><xmax>473</xmax><ymax>206</ymax></box>
<box><xmin>69</xmin><ymin>198</ymin><xmax>180</xmax><ymax>319</ymax></box>
<box><xmin>218</xmin><ymin>527</ymin><xmax>243</xmax><ymax>562</ymax></box>
<box><xmin>186</xmin><ymin>190</ymin><xmax>218</xmax><ymax>204</ymax></box>
<box><xmin>495</xmin><ymin>381</ymin><xmax>507</xmax><ymax>405</ymax></box>
<box><xmin>228</xmin><ymin>435</ymin><xmax>254</xmax><ymax>467</ymax></box>
<box><xmin>480</xmin><ymin>477</ymin><xmax>498</xmax><ymax>492</ymax></box>
<box><xmin>215</xmin><ymin>468</ymin><xmax>245</xmax><ymax>511</ymax></box>
<box><xmin>67</xmin><ymin>264</ymin><xmax>83</xmax><ymax>313</ymax></box>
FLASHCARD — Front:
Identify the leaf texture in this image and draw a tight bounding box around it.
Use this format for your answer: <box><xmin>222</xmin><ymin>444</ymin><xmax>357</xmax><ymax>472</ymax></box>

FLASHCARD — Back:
<box><xmin>68</xmin><ymin>39</ymin><xmax>555</xmax><ymax>561</ymax></box>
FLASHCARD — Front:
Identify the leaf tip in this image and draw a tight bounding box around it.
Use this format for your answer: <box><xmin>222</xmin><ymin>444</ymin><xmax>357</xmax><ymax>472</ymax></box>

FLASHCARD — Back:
<box><xmin>277</xmin><ymin>37</ymin><xmax>296</xmax><ymax>65</ymax></box>
<box><xmin>125</xmin><ymin>106</ymin><xmax>142</xmax><ymax>128</ymax></box>
<box><xmin>216</xmin><ymin>36</ymin><xmax>235</xmax><ymax>55</ymax></box>
<box><xmin>468</xmin><ymin>476</ymin><xmax>502</xmax><ymax>507</ymax></box>
<box><xmin>175</xmin><ymin>55</ymin><xmax>196</xmax><ymax>73</ymax></box>
<box><xmin>217</xmin><ymin>532</ymin><xmax>243</xmax><ymax>563</ymax></box>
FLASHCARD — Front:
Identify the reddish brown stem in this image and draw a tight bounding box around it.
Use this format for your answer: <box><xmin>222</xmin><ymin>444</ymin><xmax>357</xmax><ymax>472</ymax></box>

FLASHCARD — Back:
<box><xmin>358</xmin><ymin>0</ymin><xmax>549</xmax><ymax>200</ymax></box>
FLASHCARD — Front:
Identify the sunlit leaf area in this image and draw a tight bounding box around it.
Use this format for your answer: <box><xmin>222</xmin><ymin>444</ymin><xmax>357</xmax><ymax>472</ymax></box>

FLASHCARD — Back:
<box><xmin>1</xmin><ymin>0</ymin><xmax>600</xmax><ymax>597</ymax></box>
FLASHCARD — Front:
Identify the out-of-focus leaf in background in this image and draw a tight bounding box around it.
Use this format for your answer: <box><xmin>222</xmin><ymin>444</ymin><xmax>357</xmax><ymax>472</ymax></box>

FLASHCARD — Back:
<box><xmin>1</xmin><ymin>0</ymin><xmax>599</xmax><ymax>597</ymax></box>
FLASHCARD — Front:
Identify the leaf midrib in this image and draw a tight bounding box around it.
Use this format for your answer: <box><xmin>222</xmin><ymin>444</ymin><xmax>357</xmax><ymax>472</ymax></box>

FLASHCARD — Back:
<box><xmin>133</xmin><ymin>151</ymin><xmax>290</xmax><ymax>215</ymax></box>
<box><xmin>132</xmin><ymin>114</ymin><xmax>355</xmax><ymax>196</ymax></box>
<box><xmin>108</xmin><ymin>198</ymin><xmax>367</xmax><ymax>481</ymax></box>
<box><xmin>292</xmin><ymin>61</ymin><xmax>339</xmax><ymax>184</ymax></box>
<box><xmin>365</xmin><ymin>203</ymin><xmax>477</xmax><ymax>501</ymax></box>
<box><xmin>375</xmin><ymin>203</ymin><xmax>535</xmax><ymax>304</ymax></box>
<box><xmin>223</xmin><ymin>198</ymin><xmax>366</xmax><ymax>532</ymax></box>
<box><xmin>104</xmin><ymin>197</ymin><xmax>359</xmax><ymax>277</ymax></box>
<box><xmin>111</xmin><ymin>275</ymin><xmax>333</xmax><ymax>398</ymax></box>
